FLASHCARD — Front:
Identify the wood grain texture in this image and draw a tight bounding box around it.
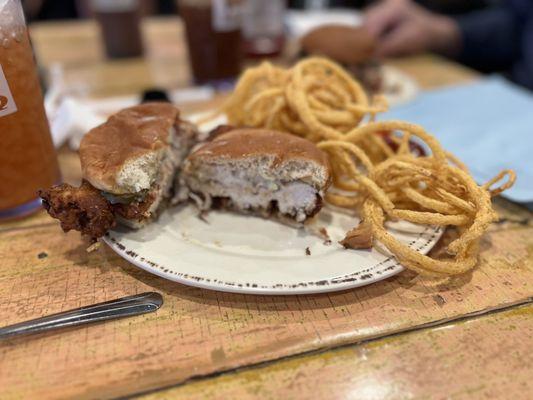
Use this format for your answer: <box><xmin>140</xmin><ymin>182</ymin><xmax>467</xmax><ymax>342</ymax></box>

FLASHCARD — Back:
<box><xmin>140</xmin><ymin>305</ymin><xmax>533</xmax><ymax>400</ymax></box>
<box><xmin>0</xmin><ymin>216</ymin><xmax>532</xmax><ymax>399</ymax></box>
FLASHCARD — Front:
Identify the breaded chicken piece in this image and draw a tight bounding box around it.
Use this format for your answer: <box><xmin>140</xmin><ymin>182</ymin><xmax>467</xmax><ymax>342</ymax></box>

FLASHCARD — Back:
<box><xmin>38</xmin><ymin>181</ymin><xmax>116</xmax><ymax>239</ymax></box>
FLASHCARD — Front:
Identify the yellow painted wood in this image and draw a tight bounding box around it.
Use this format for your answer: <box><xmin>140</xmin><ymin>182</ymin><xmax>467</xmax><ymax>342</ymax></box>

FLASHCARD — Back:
<box><xmin>140</xmin><ymin>305</ymin><xmax>533</xmax><ymax>400</ymax></box>
<box><xmin>0</xmin><ymin>214</ymin><xmax>531</xmax><ymax>399</ymax></box>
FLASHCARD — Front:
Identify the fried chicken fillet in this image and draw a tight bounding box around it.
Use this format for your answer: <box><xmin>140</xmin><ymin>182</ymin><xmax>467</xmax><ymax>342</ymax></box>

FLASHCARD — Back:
<box><xmin>39</xmin><ymin>181</ymin><xmax>115</xmax><ymax>238</ymax></box>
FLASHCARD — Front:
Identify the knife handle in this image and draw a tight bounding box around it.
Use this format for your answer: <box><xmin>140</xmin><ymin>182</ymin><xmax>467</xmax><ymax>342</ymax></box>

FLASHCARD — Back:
<box><xmin>0</xmin><ymin>292</ymin><xmax>163</xmax><ymax>339</ymax></box>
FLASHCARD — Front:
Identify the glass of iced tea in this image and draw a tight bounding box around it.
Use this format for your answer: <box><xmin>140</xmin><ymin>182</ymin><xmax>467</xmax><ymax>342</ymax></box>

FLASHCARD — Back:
<box><xmin>178</xmin><ymin>0</ymin><xmax>243</xmax><ymax>86</ymax></box>
<box><xmin>91</xmin><ymin>0</ymin><xmax>144</xmax><ymax>59</ymax></box>
<box><xmin>0</xmin><ymin>0</ymin><xmax>60</xmax><ymax>220</ymax></box>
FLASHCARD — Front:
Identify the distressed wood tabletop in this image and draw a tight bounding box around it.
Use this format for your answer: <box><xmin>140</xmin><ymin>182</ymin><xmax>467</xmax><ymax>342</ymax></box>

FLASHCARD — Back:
<box><xmin>139</xmin><ymin>304</ymin><xmax>533</xmax><ymax>400</ymax></box>
<box><xmin>0</xmin><ymin>17</ymin><xmax>531</xmax><ymax>400</ymax></box>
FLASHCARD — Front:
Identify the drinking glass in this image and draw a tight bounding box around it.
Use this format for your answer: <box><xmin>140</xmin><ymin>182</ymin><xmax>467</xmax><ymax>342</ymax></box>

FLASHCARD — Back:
<box><xmin>0</xmin><ymin>0</ymin><xmax>60</xmax><ymax>219</ymax></box>
<box><xmin>178</xmin><ymin>0</ymin><xmax>243</xmax><ymax>85</ymax></box>
<box><xmin>91</xmin><ymin>0</ymin><xmax>144</xmax><ymax>59</ymax></box>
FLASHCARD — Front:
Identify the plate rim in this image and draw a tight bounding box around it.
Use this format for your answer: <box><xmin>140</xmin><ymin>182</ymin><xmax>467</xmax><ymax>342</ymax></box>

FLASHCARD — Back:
<box><xmin>103</xmin><ymin>224</ymin><xmax>443</xmax><ymax>295</ymax></box>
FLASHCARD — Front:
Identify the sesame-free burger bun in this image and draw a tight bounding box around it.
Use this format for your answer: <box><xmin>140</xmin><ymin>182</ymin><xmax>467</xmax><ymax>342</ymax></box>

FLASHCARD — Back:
<box><xmin>79</xmin><ymin>102</ymin><xmax>181</xmax><ymax>195</ymax></box>
<box><xmin>187</xmin><ymin>128</ymin><xmax>331</xmax><ymax>190</ymax></box>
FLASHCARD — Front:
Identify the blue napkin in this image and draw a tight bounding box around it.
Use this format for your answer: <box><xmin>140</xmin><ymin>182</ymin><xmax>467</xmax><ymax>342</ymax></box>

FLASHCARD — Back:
<box><xmin>380</xmin><ymin>76</ymin><xmax>533</xmax><ymax>203</ymax></box>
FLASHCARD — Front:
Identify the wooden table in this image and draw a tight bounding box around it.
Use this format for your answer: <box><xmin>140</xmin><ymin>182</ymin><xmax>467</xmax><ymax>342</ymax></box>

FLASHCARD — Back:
<box><xmin>1</xmin><ymin>17</ymin><xmax>532</xmax><ymax>400</ymax></box>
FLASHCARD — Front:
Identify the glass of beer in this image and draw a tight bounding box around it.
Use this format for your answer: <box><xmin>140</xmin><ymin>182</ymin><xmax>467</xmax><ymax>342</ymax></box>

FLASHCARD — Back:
<box><xmin>0</xmin><ymin>0</ymin><xmax>60</xmax><ymax>220</ymax></box>
<box><xmin>91</xmin><ymin>0</ymin><xmax>144</xmax><ymax>59</ymax></box>
<box><xmin>242</xmin><ymin>0</ymin><xmax>286</xmax><ymax>58</ymax></box>
<box><xmin>178</xmin><ymin>0</ymin><xmax>243</xmax><ymax>86</ymax></box>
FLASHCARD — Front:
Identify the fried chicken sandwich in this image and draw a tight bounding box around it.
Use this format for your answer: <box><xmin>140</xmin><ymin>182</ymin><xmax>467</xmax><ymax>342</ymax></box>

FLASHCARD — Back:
<box><xmin>39</xmin><ymin>103</ymin><xmax>198</xmax><ymax>238</ymax></box>
<box><xmin>180</xmin><ymin>128</ymin><xmax>331</xmax><ymax>224</ymax></box>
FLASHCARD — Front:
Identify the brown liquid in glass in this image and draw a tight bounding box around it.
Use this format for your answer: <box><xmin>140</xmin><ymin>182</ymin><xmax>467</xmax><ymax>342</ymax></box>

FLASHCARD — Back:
<box><xmin>95</xmin><ymin>10</ymin><xmax>144</xmax><ymax>59</ymax></box>
<box><xmin>180</xmin><ymin>2</ymin><xmax>242</xmax><ymax>84</ymax></box>
<box><xmin>0</xmin><ymin>28</ymin><xmax>60</xmax><ymax>213</ymax></box>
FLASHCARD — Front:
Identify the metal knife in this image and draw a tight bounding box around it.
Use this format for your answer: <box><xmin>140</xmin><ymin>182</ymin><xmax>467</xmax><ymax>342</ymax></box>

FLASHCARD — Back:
<box><xmin>0</xmin><ymin>292</ymin><xmax>163</xmax><ymax>340</ymax></box>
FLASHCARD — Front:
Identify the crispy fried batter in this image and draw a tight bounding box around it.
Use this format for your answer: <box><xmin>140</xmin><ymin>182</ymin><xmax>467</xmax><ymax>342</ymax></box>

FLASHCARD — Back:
<box><xmin>339</xmin><ymin>220</ymin><xmax>373</xmax><ymax>249</ymax></box>
<box><xmin>38</xmin><ymin>181</ymin><xmax>116</xmax><ymax>239</ymax></box>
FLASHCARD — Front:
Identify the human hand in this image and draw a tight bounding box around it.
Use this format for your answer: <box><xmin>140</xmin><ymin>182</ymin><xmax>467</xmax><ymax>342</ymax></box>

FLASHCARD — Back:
<box><xmin>363</xmin><ymin>0</ymin><xmax>461</xmax><ymax>57</ymax></box>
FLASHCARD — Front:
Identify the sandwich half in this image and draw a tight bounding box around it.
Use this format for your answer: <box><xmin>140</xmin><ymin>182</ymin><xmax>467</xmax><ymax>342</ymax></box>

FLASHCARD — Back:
<box><xmin>180</xmin><ymin>128</ymin><xmax>331</xmax><ymax>223</ymax></box>
<box><xmin>39</xmin><ymin>102</ymin><xmax>198</xmax><ymax>238</ymax></box>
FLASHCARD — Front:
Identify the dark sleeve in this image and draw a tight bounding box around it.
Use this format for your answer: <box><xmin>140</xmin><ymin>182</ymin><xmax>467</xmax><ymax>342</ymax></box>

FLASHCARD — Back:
<box><xmin>455</xmin><ymin>5</ymin><xmax>522</xmax><ymax>72</ymax></box>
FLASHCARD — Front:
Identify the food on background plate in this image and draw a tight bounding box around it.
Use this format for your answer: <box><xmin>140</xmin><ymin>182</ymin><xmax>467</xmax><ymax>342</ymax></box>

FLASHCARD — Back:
<box><xmin>179</xmin><ymin>128</ymin><xmax>331</xmax><ymax>224</ymax></box>
<box><xmin>211</xmin><ymin>56</ymin><xmax>516</xmax><ymax>277</ymax></box>
<box><xmin>39</xmin><ymin>103</ymin><xmax>199</xmax><ymax>238</ymax></box>
<box><xmin>300</xmin><ymin>25</ymin><xmax>382</xmax><ymax>94</ymax></box>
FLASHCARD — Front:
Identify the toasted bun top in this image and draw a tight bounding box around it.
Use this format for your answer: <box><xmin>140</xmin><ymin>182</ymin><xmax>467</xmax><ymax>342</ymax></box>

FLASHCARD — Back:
<box><xmin>79</xmin><ymin>102</ymin><xmax>179</xmax><ymax>193</ymax></box>
<box><xmin>188</xmin><ymin>128</ymin><xmax>331</xmax><ymax>183</ymax></box>
<box><xmin>301</xmin><ymin>25</ymin><xmax>376</xmax><ymax>65</ymax></box>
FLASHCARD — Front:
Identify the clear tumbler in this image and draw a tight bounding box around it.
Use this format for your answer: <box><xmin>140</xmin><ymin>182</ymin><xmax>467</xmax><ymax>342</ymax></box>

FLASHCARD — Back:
<box><xmin>0</xmin><ymin>0</ymin><xmax>60</xmax><ymax>219</ymax></box>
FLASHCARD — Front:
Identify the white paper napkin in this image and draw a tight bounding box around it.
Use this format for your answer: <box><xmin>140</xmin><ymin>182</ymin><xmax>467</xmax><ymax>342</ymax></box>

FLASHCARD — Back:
<box><xmin>45</xmin><ymin>86</ymin><xmax>215</xmax><ymax>150</ymax></box>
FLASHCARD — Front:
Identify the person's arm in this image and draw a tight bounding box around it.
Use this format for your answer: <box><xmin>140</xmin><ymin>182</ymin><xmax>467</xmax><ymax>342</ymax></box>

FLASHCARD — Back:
<box><xmin>455</xmin><ymin>5</ymin><xmax>522</xmax><ymax>71</ymax></box>
<box><xmin>363</xmin><ymin>0</ymin><xmax>462</xmax><ymax>57</ymax></box>
<box><xmin>364</xmin><ymin>0</ymin><xmax>522</xmax><ymax>69</ymax></box>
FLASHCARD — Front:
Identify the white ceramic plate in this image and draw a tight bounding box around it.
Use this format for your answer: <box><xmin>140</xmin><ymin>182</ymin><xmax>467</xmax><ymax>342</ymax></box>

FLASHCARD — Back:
<box><xmin>103</xmin><ymin>110</ymin><xmax>440</xmax><ymax>295</ymax></box>
<box><xmin>104</xmin><ymin>204</ymin><xmax>442</xmax><ymax>295</ymax></box>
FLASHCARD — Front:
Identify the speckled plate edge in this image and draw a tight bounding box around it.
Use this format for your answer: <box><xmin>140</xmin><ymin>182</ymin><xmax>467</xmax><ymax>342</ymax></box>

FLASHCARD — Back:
<box><xmin>103</xmin><ymin>225</ymin><xmax>443</xmax><ymax>295</ymax></box>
